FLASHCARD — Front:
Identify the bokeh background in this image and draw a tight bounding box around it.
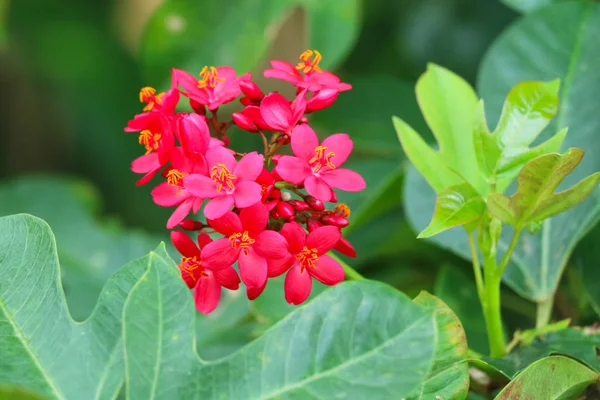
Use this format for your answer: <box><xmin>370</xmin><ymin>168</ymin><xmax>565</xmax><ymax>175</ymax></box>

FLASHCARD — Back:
<box><xmin>2</xmin><ymin>0</ymin><xmax>598</xmax><ymax>358</ymax></box>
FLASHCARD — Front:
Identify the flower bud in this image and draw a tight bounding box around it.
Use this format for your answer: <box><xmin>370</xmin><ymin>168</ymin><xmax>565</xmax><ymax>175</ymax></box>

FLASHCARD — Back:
<box><xmin>271</xmin><ymin>188</ymin><xmax>281</xmax><ymax>200</ymax></box>
<box><xmin>276</xmin><ymin>202</ymin><xmax>296</xmax><ymax>220</ymax></box>
<box><xmin>189</xmin><ymin>99</ymin><xmax>206</xmax><ymax>115</ymax></box>
<box><xmin>307</xmin><ymin>219</ymin><xmax>322</xmax><ymax>232</ymax></box>
<box><xmin>270</xmin><ymin>209</ymin><xmax>280</xmax><ymax>220</ymax></box>
<box><xmin>335</xmin><ymin>237</ymin><xmax>357</xmax><ymax>258</ymax></box>
<box><xmin>305</xmin><ymin>196</ymin><xmax>324</xmax><ymax>211</ymax></box>
<box><xmin>306</xmin><ymin>89</ymin><xmax>339</xmax><ymax>113</ymax></box>
<box><xmin>232</xmin><ymin>112</ymin><xmax>258</xmax><ymax>132</ymax></box>
<box><xmin>271</xmin><ymin>154</ymin><xmax>282</xmax><ymax>164</ymax></box>
<box><xmin>289</xmin><ymin>200</ymin><xmax>310</xmax><ymax>211</ymax></box>
<box><xmin>299</xmin><ymin>117</ymin><xmax>309</xmax><ymax>124</ymax></box>
<box><xmin>329</xmin><ymin>189</ymin><xmax>338</xmax><ymax>203</ymax></box>
<box><xmin>240</xmin><ymin>97</ymin><xmax>255</xmax><ymax>107</ymax></box>
<box><xmin>178</xmin><ymin>219</ymin><xmax>205</xmax><ymax>231</ymax></box>
<box><xmin>281</xmin><ymin>191</ymin><xmax>292</xmax><ymax>201</ymax></box>
<box><xmin>322</xmin><ymin>214</ymin><xmax>349</xmax><ymax>228</ymax></box>
<box><xmin>240</xmin><ymin>81</ymin><xmax>264</xmax><ymax>100</ymax></box>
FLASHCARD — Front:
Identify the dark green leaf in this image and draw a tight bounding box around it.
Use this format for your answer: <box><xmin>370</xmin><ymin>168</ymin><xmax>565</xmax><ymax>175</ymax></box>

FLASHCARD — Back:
<box><xmin>501</xmin><ymin>0</ymin><xmax>567</xmax><ymax>14</ymax></box>
<box><xmin>123</xmin><ymin>252</ymin><xmax>440</xmax><ymax>399</ymax></box>
<box><xmin>495</xmin><ymin>356</ymin><xmax>597</xmax><ymax>399</ymax></box>
<box><xmin>418</xmin><ymin>183</ymin><xmax>485</xmax><ymax>238</ymax></box>
<box><xmin>0</xmin><ymin>214</ymin><xmax>156</xmax><ymax>399</ymax></box>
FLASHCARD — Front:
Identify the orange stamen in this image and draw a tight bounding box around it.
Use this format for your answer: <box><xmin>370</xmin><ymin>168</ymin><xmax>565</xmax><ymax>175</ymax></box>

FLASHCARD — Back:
<box><xmin>309</xmin><ymin>145</ymin><xmax>336</xmax><ymax>173</ymax></box>
<box><xmin>210</xmin><ymin>164</ymin><xmax>237</xmax><ymax>192</ymax></box>
<box><xmin>296</xmin><ymin>246</ymin><xmax>319</xmax><ymax>271</ymax></box>
<box><xmin>139</xmin><ymin>86</ymin><xmax>163</xmax><ymax>112</ymax></box>
<box><xmin>334</xmin><ymin>203</ymin><xmax>351</xmax><ymax>218</ymax></box>
<box><xmin>198</xmin><ymin>66</ymin><xmax>226</xmax><ymax>89</ymax></box>
<box><xmin>138</xmin><ymin>130</ymin><xmax>162</xmax><ymax>154</ymax></box>
<box><xmin>166</xmin><ymin>169</ymin><xmax>187</xmax><ymax>187</ymax></box>
<box><xmin>296</xmin><ymin>50</ymin><xmax>322</xmax><ymax>74</ymax></box>
<box><xmin>229</xmin><ymin>231</ymin><xmax>255</xmax><ymax>254</ymax></box>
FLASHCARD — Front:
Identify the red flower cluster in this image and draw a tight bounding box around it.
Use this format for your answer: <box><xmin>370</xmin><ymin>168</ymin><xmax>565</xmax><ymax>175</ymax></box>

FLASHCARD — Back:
<box><xmin>125</xmin><ymin>50</ymin><xmax>365</xmax><ymax>314</ymax></box>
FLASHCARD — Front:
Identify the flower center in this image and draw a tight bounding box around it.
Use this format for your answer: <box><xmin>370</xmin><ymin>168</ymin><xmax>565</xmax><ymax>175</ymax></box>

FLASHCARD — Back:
<box><xmin>179</xmin><ymin>256</ymin><xmax>208</xmax><ymax>286</ymax></box>
<box><xmin>296</xmin><ymin>50</ymin><xmax>322</xmax><ymax>74</ymax></box>
<box><xmin>138</xmin><ymin>130</ymin><xmax>162</xmax><ymax>154</ymax></box>
<box><xmin>309</xmin><ymin>145</ymin><xmax>336</xmax><ymax>173</ymax></box>
<box><xmin>334</xmin><ymin>203</ymin><xmax>351</xmax><ymax>218</ymax></box>
<box><xmin>210</xmin><ymin>163</ymin><xmax>237</xmax><ymax>192</ymax></box>
<box><xmin>296</xmin><ymin>246</ymin><xmax>319</xmax><ymax>271</ymax></box>
<box><xmin>228</xmin><ymin>231</ymin><xmax>255</xmax><ymax>254</ymax></box>
<box><xmin>139</xmin><ymin>86</ymin><xmax>164</xmax><ymax>112</ymax></box>
<box><xmin>198</xmin><ymin>66</ymin><xmax>225</xmax><ymax>89</ymax></box>
<box><xmin>166</xmin><ymin>169</ymin><xmax>187</xmax><ymax>187</ymax></box>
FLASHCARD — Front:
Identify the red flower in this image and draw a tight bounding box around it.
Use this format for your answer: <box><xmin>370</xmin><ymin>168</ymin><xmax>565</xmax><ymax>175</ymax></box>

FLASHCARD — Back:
<box><xmin>308</xmin><ymin>219</ymin><xmax>356</xmax><ymax>258</ymax></box>
<box><xmin>171</xmin><ymin>231</ymin><xmax>240</xmax><ymax>314</ymax></box>
<box><xmin>259</xmin><ymin>90</ymin><xmax>307</xmax><ymax>134</ymax></box>
<box><xmin>264</xmin><ymin>50</ymin><xmax>351</xmax><ymax>93</ymax></box>
<box><xmin>183</xmin><ymin>147</ymin><xmax>264</xmax><ymax>219</ymax></box>
<box><xmin>125</xmin><ymin>111</ymin><xmax>175</xmax><ymax>185</ymax></box>
<box><xmin>172</xmin><ymin>66</ymin><xmax>251</xmax><ymax>111</ymax></box>
<box><xmin>139</xmin><ymin>86</ymin><xmax>180</xmax><ymax>114</ymax></box>
<box><xmin>267</xmin><ymin>222</ymin><xmax>344</xmax><ymax>305</ymax></box>
<box><xmin>201</xmin><ymin>203</ymin><xmax>288</xmax><ymax>289</ymax></box>
<box><xmin>233</xmin><ymin>105</ymin><xmax>272</xmax><ymax>132</ymax></box>
<box><xmin>275</xmin><ymin>124</ymin><xmax>366</xmax><ymax>202</ymax></box>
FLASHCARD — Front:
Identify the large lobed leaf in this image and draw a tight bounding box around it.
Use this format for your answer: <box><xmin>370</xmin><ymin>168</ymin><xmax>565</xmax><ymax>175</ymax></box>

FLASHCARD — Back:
<box><xmin>0</xmin><ymin>214</ymin><xmax>156</xmax><ymax>399</ymax></box>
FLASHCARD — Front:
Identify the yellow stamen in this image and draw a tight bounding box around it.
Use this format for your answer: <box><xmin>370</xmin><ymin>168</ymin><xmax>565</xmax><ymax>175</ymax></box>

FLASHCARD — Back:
<box><xmin>334</xmin><ymin>203</ymin><xmax>351</xmax><ymax>218</ymax></box>
<box><xmin>210</xmin><ymin>164</ymin><xmax>237</xmax><ymax>192</ymax></box>
<box><xmin>229</xmin><ymin>231</ymin><xmax>255</xmax><ymax>254</ymax></box>
<box><xmin>296</xmin><ymin>246</ymin><xmax>319</xmax><ymax>271</ymax></box>
<box><xmin>296</xmin><ymin>50</ymin><xmax>322</xmax><ymax>74</ymax></box>
<box><xmin>166</xmin><ymin>169</ymin><xmax>187</xmax><ymax>187</ymax></box>
<box><xmin>138</xmin><ymin>130</ymin><xmax>161</xmax><ymax>154</ymax></box>
<box><xmin>309</xmin><ymin>145</ymin><xmax>336</xmax><ymax>173</ymax></box>
<box><xmin>198</xmin><ymin>66</ymin><xmax>226</xmax><ymax>89</ymax></box>
<box><xmin>139</xmin><ymin>86</ymin><xmax>163</xmax><ymax>112</ymax></box>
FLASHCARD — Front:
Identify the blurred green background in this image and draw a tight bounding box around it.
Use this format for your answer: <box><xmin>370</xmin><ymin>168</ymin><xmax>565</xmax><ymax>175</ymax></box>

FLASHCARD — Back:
<box><xmin>2</xmin><ymin>0</ymin><xmax>598</xmax><ymax>358</ymax></box>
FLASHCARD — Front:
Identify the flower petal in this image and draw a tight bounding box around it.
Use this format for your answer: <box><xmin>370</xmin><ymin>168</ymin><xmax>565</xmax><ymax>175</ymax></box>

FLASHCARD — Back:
<box><xmin>304</xmin><ymin>175</ymin><xmax>332</xmax><ymax>202</ymax></box>
<box><xmin>238</xmin><ymin>248</ymin><xmax>267</xmax><ymax>289</ymax></box>
<box><xmin>306</xmin><ymin>226</ymin><xmax>341</xmax><ymax>255</ymax></box>
<box><xmin>290</xmin><ymin>124</ymin><xmax>319</xmax><ymax>161</ymax></box>
<box><xmin>284</xmin><ymin>264</ymin><xmax>312</xmax><ymax>305</ymax></box>
<box><xmin>194</xmin><ymin>272</ymin><xmax>221</xmax><ymax>315</ymax></box>
<box><xmin>131</xmin><ymin>153</ymin><xmax>160</xmax><ymax>173</ymax></box>
<box><xmin>170</xmin><ymin>231</ymin><xmax>200</xmax><ymax>258</ymax></box>
<box><xmin>239</xmin><ymin>202</ymin><xmax>269</xmax><ymax>237</ymax></box>
<box><xmin>204</xmin><ymin>195</ymin><xmax>235</xmax><ymax>220</ymax></box>
<box><xmin>166</xmin><ymin>199</ymin><xmax>193</xmax><ymax>229</ymax></box>
<box><xmin>291</xmin><ymin>89</ymin><xmax>307</xmax><ymax>124</ymax></box>
<box><xmin>260</xmin><ymin>92</ymin><xmax>292</xmax><ymax>132</ymax></box>
<box><xmin>321</xmin><ymin>134</ymin><xmax>353</xmax><ymax>167</ymax></box>
<box><xmin>321</xmin><ymin>169</ymin><xmax>366</xmax><ymax>192</ymax></box>
<box><xmin>246</xmin><ymin>280</ymin><xmax>267</xmax><ymax>300</ymax></box>
<box><xmin>275</xmin><ymin>156</ymin><xmax>311</xmax><ymax>184</ymax></box>
<box><xmin>206</xmin><ymin>145</ymin><xmax>237</xmax><ymax>173</ymax></box>
<box><xmin>213</xmin><ymin>266</ymin><xmax>240</xmax><ymax>290</ymax></box>
<box><xmin>233</xmin><ymin>181</ymin><xmax>262</xmax><ymax>209</ymax></box>
<box><xmin>234</xmin><ymin>152</ymin><xmax>264</xmax><ymax>181</ymax></box>
<box><xmin>151</xmin><ymin>182</ymin><xmax>187</xmax><ymax>207</ymax></box>
<box><xmin>280</xmin><ymin>222</ymin><xmax>307</xmax><ymax>254</ymax></box>
<box><xmin>335</xmin><ymin>237</ymin><xmax>357</xmax><ymax>258</ymax></box>
<box><xmin>207</xmin><ymin>211</ymin><xmax>242</xmax><ymax>236</ymax></box>
<box><xmin>183</xmin><ymin>174</ymin><xmax>218</xmax><ymax>198</ymax></box>
<box><xmin>267</xmin><ymin>254</ymin><xmax>295</xmax><ymax>278</ymax></box>
<box><xmin>201</xmin><ymin>238</ymin><xmax>239</xmax><ymax>270</ymax></box>
<box><xmin>311</xmin><ymin>255</ymin><xmax>345</xmax><ymax>286</ymax></box>
<box><xmin>179</xmin><ymin>113</ymin><xmax>210</xmax><ymax>160</ymax></box>
<box><xmin>197</xmin><ymin>233</ymin><xmax>212</xmax><ymax>249</ymax></box>
<box><xmin>254</xmin><ymin>230</ymin><xmax>289</xmax><ymax>259</ymax></box>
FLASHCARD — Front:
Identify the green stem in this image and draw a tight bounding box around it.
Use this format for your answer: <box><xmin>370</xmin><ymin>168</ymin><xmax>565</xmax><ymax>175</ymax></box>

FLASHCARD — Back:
<box><xmin>497</xmin><ymin>228</ymin><xmax>522</xmax><ymax>277</ymax></box>
<box><xmin>482</xmin><ymin>253</ymin><xmax>506</xmax><ymax>357</ymax></box>
<box><xmin>329</xmin><ymin>253</ymin><xmax>366</xmax><ymax>281</ymax></box>
<box><xmin>467</xmin><ymin>231</ymin><xmax>485</xmax><ymax>302</ymax></box>
<box><xmin>536</xmin><ymin>297</ymin><xmax>554</xmax><ymax>329</ymax></box>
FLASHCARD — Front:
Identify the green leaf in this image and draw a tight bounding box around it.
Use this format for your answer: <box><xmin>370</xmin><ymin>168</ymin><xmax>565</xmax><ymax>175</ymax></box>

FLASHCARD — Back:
<box><xmin>0</xmin><ymin>176</ymin><xmax>169</xmax><ymax>320</ymax></box>
<box><xmin>407</xmin><ymin>2</ymin><xmax>600</xmax><ymax>303</ymax></box>
<box><xmin>407</xmin><ymin>292</ymin><xmax>469</xmax><ymax>400</ymax></box>
<box><xmin>487</xmin><ymin>149</ymin><xmax>600</xmax><ymax>228</ymax></box>
<box><xmin>434</xmin><ymin>266</ymin><xmax>489</xmax><ymax>354</ymax></box>
<box><xmin>395</xmin><ymin>63</ymin><xmax>486</xmax><ymax>195</ymax></box>
<box><xmin>418</xmin><ymin>183</ymin><xmax>485</xmax><ymax>238</ymax></box>
<box><xmin>473</xmin><ymin>80</ymin><xmax>566</xmax><ymax>189</ymax></box>
<box><xmin>141</xmin><ymin>0</ymin><xmax>360</xmax><ymax>85</ymax></box>
<box><xmin>123</xmin><ymin>251</ymin><xmax>440</xmax><ymax>399</ymax></box>
<box><xmin>0</xmin><ymin>214</ymin><xmax>156</xmax><ymax>399</ymax></box>
<box><xmin>495</xmin><ymin>356</ymin><xmax>597</xmax><ymax>399</ymax></box>
<box><xmin>576</xmin><ymin>223</ymin><xmax>600</xmax><ymax>318</ymax></box>
<box><xmin>501</xmin><ymin>0</ymin><xmax>567</xmax><ymax>14</ymax></box>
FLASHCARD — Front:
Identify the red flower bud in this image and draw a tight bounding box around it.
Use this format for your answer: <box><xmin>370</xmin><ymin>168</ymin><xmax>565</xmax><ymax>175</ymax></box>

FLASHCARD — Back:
<box><xmin>322</xmin><ymin>214</ymin><xmax>349</xmax><ymax>228</ymax></box>
<box><xmin>240</xmin><ymin>97</ymin><xmax>255</xmax><ymax>106</ymax></box>
<box><xmin>271</xmin><ymin>188</ymin><xmax>281</xmax><ymax>200</ymax></box>
<box><xmin>276</xmin><ymin>202</ymin><xmax>296</xmax><ymax>220</ymax></box>
<box><xmin>306</xmin><ymin>89</ymin><xmax>339</xmax><ymax>113</ymax></box>
<box><xmin>271</xmin><ymin>154</ymin><xmax>282</xmax><ymax>165</ymax></box>
<box><xmin>305</xmin><ymin>195</ymin><xmax>324</xmax><ymax>211</ymax></box>
<box><xmin>289</xmin><ymin>200</ymin><xmax>310</xmax><ymax>211</ymax></box>
<box><xmin>299</xmin><ymin>117</ymin><xmax>309</xmax><ymax>124</ymax></box>
<box><xmin>307</xmin><ymin>219</ymin><xmax>322</xmax><ymax>232</ymax></box>
<box><xmin>232</xmin><ymin>112</ymin><xmax>258</xmax><ymax>132</ymax></box>
<box><xmin>240</xmin><ymin>81</ymin><xmax>264</xmax><ymax>100</ymax></box>
<box><xmin>335</xmin><ymin>237</ymin><xmax>357</xmax><ymax>258</ymax></box>
<box><xmin>271</xmin><ymin>209</ymin><xmax>281</xmax><ymax>220</ymax></box>
<box><xmin>178</xmin><ymin>219</ymin><xmax>205</xmax><ymax>231</ymax></box>
<box><xmin>329</xmin><ymin>189</ymin><xmax>338</xmax><ymax>203</ymax></box>
<box><xmin>222</xmin><ymin>135</ymin><xmax>230</xmax><ymax>146</ymax></box>
<box><xmin>189</xmin><ymin>99</ymin><xmax>206</xmax><ymax>115</ymax></box>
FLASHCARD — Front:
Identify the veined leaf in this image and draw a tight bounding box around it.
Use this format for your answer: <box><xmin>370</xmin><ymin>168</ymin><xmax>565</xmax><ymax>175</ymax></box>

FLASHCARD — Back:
<box><xmin>495</xmin><ymin>356</ymin><xmax>597</xmax><ymax>399</ymax></box>
<box><xmin>0</xmin><ymin>214</ymin><xmax>156</xmax><ymax>399</ymax></box>
<box><xmin>418</xmin><ymin>183</ymin><xmax>485</xmax><ymax>238</ymax></box>
<box><xmin>487</xmin><ymin>149</ymin><xmax>600</xmax><ymax>229</ymax></box>
<box><xmin>123</xmin><ymin>250</ymin><xmax>445</xmax><ymax>399</ymax></box>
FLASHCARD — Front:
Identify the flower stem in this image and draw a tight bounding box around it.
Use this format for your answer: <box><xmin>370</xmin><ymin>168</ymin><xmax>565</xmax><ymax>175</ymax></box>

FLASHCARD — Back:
<box><xmin>467</xmin><ymin>231</ymin><xmax>485</xmax><ymax>302</ymax></box>
<box><xmin>482</xmin><ymin>252</ymin><xmax>506</xmax><ymax>357</ymax></box>
<box><xmin>258</xmin><ymin>130</ymin><xmax>269</xmax><ymax>155</ymax></box>
<box><xmin>329</xmin><ymin>253</ymin><xmax>366</xmax><ymax>281</ymax></box>
<box><xmin>536</xmin><ymin>297</ymin><xmax>554</xmax><ymax>329</ymax></box>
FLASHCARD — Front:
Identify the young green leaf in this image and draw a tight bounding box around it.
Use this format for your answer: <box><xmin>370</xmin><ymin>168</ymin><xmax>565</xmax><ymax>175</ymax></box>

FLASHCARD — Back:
<box><xmin>123</xmin><ymin>249</ymin><xmax>444</xmax><ymax>399</ymax></box>
<box><xmin>418</xmin><ymin>183</ymin><xmax>485</xmax><ymax>238</ymax></box>
<box><xmin>0</xmin><ymin>214</ymin><xmax>155</xmax><ymax>399</ymax></box>
<box><xmin>487</xmin><ymin>148</ymin><xmax>600</xmax><ymax>229</ymax></box>
<box><xmin>495</xmin><ymin>356</ymin><xmax>597</xmax><ymax>399</ymax></box>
